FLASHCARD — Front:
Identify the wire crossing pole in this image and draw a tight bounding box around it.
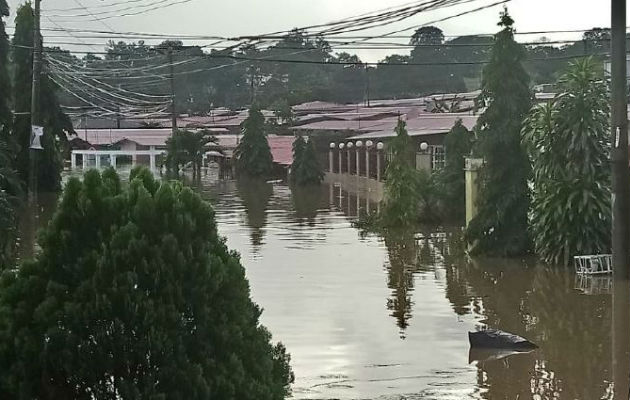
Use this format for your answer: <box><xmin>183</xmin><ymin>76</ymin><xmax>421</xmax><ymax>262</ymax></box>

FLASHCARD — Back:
<box><xmin>168</xmin><ymin>46</ymin><xmax>177</xmax><ymax>136</ymax></box>
<box><xmin>611</xmin><ymin>0</ymin><xmax>630</xmax><ymax>278</ymax></box>
<box><xmin>28</xmin><ymin>0</ymin><xmax>43</xmax><ymax>200</ymax></box>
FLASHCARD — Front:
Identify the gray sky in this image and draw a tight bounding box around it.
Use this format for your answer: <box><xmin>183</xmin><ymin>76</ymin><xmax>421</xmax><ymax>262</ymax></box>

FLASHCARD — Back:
<box><xmin>4</xmin><ymin>0</ymin><xmax>615</xmax><ymax>61</ymax></box>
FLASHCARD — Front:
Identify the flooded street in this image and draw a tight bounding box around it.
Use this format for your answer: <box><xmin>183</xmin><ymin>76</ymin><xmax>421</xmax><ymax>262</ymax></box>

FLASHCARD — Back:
<box><xmin>18</xmin><ymin>172</ymin><xmax>630</xmax><ymax>400</ymax></box>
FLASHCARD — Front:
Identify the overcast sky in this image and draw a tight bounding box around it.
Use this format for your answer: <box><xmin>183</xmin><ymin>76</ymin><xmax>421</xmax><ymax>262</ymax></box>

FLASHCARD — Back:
<box><xmin>4</xmin><ymin>0</ymin><xmax>617</xmax><ymax>61</ymax></box>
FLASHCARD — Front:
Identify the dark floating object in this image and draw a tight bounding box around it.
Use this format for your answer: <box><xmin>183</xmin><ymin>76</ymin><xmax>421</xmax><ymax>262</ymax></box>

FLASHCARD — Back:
<box><xmin>468</xmin><ymin>329</ymin><xmax>538</xmax><ymax>350</ymax></box>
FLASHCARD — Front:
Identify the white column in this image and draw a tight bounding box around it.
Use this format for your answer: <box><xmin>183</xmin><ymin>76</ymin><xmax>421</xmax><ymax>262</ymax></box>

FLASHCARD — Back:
<box><xmin>376</xmin><ymin>152</ymin><xmax>381</xmax><ymax>181</ymax></box>
<box><xmin>82</xmin><ymin>153</ymin><xmax>87</xmax><ymax>169</ymax></box>
<box><xmin>365</xmin><ymin>149</ymin><xmax>370</xmax><ymax>178</ymax></box>
<box><xmin>71</xmin><ymin>152</ymin><xmax>77</xmax><ymax>169</ymax></box>
<box><xmin>149</xmin><ymin>146</ymin><xmax>156</xmax><ymax>170</ymax></box>
<box><xmin>111</xmin><ymin>154</ymin><xmax>117</xmax><ymax>169</ymax></box>
<box><xmin>338</xmin><ymin>146</ymin><xmax>343</xmax><ymax>173</ymax></box>
<box><xmin>356</xmin><ymin>150</ymin><xmax>360</xmax><ymax>176</ymax></box>
<box><xmin>329</xmin><ymin>149</ymin><xmax>334</xmax><ymax>173</ymax></box>
<box><xmin>347</xmin><ymin>150</ymin><xmax>351</xmax><ymax>174</ymax></box>
<box><xmin>95</xmin><ymin>154</ymin><xmax>101</xmax><ymax>168</ymax></box>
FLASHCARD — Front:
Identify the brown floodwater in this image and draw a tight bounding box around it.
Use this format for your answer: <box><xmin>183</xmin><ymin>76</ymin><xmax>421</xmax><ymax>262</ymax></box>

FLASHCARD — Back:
<box><xmin>16</xmin><ymin>170</ymin><xmax>630</xmax><ymax>399</ymax></box>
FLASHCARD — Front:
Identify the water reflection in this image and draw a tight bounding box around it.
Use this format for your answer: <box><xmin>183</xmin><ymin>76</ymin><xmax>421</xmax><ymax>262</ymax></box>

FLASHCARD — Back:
<box><xmin>12</xmin><ymin>172</ymin><xmax>630</xmax><ymax>399</ymax></box>
<box><xmin>236</xmin><ymin>178</ymin><xmax>272</xmax><ymax>252</ymax></box>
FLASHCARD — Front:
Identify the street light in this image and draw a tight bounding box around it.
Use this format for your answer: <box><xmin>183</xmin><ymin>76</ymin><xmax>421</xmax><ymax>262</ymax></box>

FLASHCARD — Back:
<box><xmin>330</xmin><ymin>142</ymin><xmax>336</xmax><ymax>149</ymax></box>
<box><xmin>376</xmin><ymin>142</ymin><xmax>384</xmax><ymax>150</ymax></box>
<box><xmin>356</xmin><ymin>140</ymin><xmax>363</xmax><ymax>148</ymax></box>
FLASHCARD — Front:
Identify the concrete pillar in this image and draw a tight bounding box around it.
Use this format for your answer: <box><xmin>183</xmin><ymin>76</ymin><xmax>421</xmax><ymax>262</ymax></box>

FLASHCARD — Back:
<box><xmin>71</xmin><ymin>152</ymin><xmax>77</xmax><ymax>169</ymax></box>
<box><xmin>416</xmin><ymin>152</ymin><xmax>432</xmax><ymax>171</ymax></box>
<box><xmin>356</xmin><ymin>149</ymin><xmax>361</xmax><ymax>176</ymax></box>
<box><xmin>329</xmin><ymin>149</ymin><xmax>334</xmax><ymax>173</ymax></box>
<box><xmin>376</xmin><ymin>152</ymin><xmax>382</xmax><ymax>181</ymax></box>
<box><xmin>365</xmin><ymin>149</ymin><xmax>370</xmax><ymax>178</ymax></box>
<box><xmin>111</xmin><ymin>154</ymin><xmax>117</xmax><ymax>169</ymax></box>
<box><xmin>150</xmin><ymin>146</ymin><xmax>156</xmax><ymax>170</ymax></box>
<box><xmin>465</xmin><ymin>158</ymin><xmax>484</xmax><ymax>227</ymax></box>
<box><xmin>338</xmin><ymin>144</ymin><xmax>344</xmax><ymax>174</ymax></box>
<box><xmin>347</xmin><ymin>150</ymin><xmax>352</xmax><ymax>174</ymax></box>
<box><xmin>82</xmin><ymin>153</ymin><xmax>87</xmax><ymax>169</ymax></box>
<box><xmin>95</xmin><ymin>154</ymin><xmax>101</xmax><ymax>169</ymax></box>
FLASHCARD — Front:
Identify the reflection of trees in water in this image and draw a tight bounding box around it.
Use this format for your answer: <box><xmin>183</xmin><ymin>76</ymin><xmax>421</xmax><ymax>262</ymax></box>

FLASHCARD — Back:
<box><xmin>236</xmin><ymin>178</ymin><xmax>272</xmax><ymax>251</ymax></box>
<box><xmin>383</xmin><ymin>229</ymin><xmax>421</xmax><ymax>338</ymax></box>
<box><xmin>440</xmin><ymin>254</ymin><xmax>615</xmax><ymax>399</ymax></box>
<box><xmin>291</xmin><ymin>185</ymin><xmax>327</xmax><ymax>226</ymax></box>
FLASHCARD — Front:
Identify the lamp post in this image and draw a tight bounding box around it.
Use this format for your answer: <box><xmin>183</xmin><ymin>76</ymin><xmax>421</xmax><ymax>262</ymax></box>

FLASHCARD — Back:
<box><xmin>338</xmin><ymin>143</ymin><xmax>345</xmax><ymax>173</ymax></box>
<box><xmin>376</xmin><ymin>142</ymin><xmax>384</xmax><ymax>181</ymax></box>
<box><xmin>355</xmin><ymin>140</ymin><xmax>363</xmax><ymax>176</ymax></box>
<box><xmin>329</xmin><ymin>142</ymin><xmax>336</xmax><ymax>173</ymax></box>
<box><xmin>346</xmin><ymin>142</ymin><xmax>353</xmax><ymax>175</ymax></box>
<box><xmin>366</xmin><ymin>140</ymin><xmax>373</xmax><ymax>178</ymax></box>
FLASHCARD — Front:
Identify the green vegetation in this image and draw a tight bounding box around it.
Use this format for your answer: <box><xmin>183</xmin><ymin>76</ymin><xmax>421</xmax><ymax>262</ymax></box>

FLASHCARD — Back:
<box><xmin>434</xmin><ymin>120</ymin><xmax>473</xmax><ymax>223</ymax></box>
<box><xmin>51</xmin><ymin>26</ymin><xmax>612</xmax><ymax>112</ymax></box>
<box><xmin>522</xmin><ymin>58</ymin><xmax>610</xmax><ymax>265</ymax></box>
<box><xmin>382</xmin><ymin>119</ymin><xmax>421</xmax><ymax>227</ymax></box>
<box><xmin>466</xmin><ymin>11</ymin><xmax>532</xmax><ymax>256</ymax></box>
<box><xmin>0</xmin><ymin>137</ymin><xmax>20</xmax><ymax>269</ymax></box>
<box><xmin>12</xmin><ymin>3</ymin><xmax>72</xmax><ymax>192</ymax></box>
<box><xmin>235</xmin><ymin>106</ymin><xmax>273</xmax><ymax>178</ymax></box>
<box><xmin>0</xmin><ymin>167</ymin><xmax>293</xmax><ymax>398</ymax></box>
<box><xmin>290</xmin><ymin>136</ymin><xmax>324</xmax><ymax>186</ymax></box>
<box><xmin>165</xmin><ymin>129</ymin><xmax>217</xmax><ymax>177</ymax></box>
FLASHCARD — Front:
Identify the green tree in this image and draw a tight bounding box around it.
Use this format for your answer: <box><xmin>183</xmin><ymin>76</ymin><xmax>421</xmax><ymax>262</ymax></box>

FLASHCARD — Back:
<box><xmin>290</xmin><ymin>136</ymin><xmax>323</xmax><ymax>186</ymax></box>
<box><xmin>466</xmin><ymin>10</ymin><xmax>533</xmax><ymax>256</ymax></box>
<box><xmin>165</xmin><ymin>129</ymin><xmax>216</xmax><ymax>177</ymax></box>
<box><xmin>0</xmin><ymin>0</ymin><xmax>10</xmax><ymax>148</ymax></box>
<box><xmin>522</xmin><ymin>58</ymin><xmax>610</xmax><ymax>265</ymax></box>
<box><xmin>235</xmin><ymin>106</ymin><xmax>273</xmax><ymax>177</ymax></box>
<box><xmin>0</xmin><ymin>136</ymin><xmax>21</xmax><ymax>269</ymax></box>
<box><xmin>12</xmin><ymin>3</ymin><xmax>72</xmax><ymax>192</ymax></box>
<box><xmin>0</xmin><ymin>167</ymin><xmax>293</xmax><ymax>398</ymax></box>
<box><xmin>435</xmin><ymin>120</ymin><xmax>472</xmax><ymax>222</ymax></box>
<box><xmin>382</xmin><ymin>119</ymin><xmax>421</xmax><ymax>227</ymax></box>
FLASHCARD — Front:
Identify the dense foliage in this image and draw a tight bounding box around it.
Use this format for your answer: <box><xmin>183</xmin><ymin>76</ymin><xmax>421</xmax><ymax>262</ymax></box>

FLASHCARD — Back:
<box><xmin>0</xmin><ymin>0</ymin><xmax>10</xmax><ymax>144</ymax></box>
<box><xmin>50</xmin><ymin>26</ymin><xmax>612</xmax><ymax>114</ymax></box>
<box><xmin>165</xmin><ymin>129</ymin><xmax>216</xmax><ymax>177</ymax></box>
<box><xmin>12</xmin><ymin>3</ymin><xmax>72</xmax><ymax>192</ymax></box>
<box><xmin>382</xmin><ymin>119</ymin><xmax>421</xmax><ymax>227</ymax></box>
<box><xmin>235</xmin><ymin>106</ymin><xmax>273</xmax><ymax>177</ymax></box>
<box><xmin>435</xmin><ymin>120</ymin><xmax>472</xmax><ymax>222</ymax></box>
<box><xmin>0</xmin><ymin>137</ymin><xmax>20</xmax><ymax>269</ymax></box>
<box><xmin>290</xmin><ymin>136</ymin><xmax>324</xmax><ymax>186</ymax></box>
<box><xmin>0</xmin><ymin>167</ymin><xmax>294</xmax><ymax>398</ymax></box>
<box><xmin>522</xmin><ymin>58</ymin><xmax>610</xmax><ymax>265</ymax></box>
<box><xmin>466</xmin><ymin>11</ymin><xmax>533</xmax><ymax>256</ymax></box>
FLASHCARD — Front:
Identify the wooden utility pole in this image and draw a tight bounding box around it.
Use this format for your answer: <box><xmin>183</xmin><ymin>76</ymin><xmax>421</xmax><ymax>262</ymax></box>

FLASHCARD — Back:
<box><xmin>611</xmin><ymin>0</ymin><xmax>630</xmax><ymax>278</ymax></box>
<box><xmin>28</xmin><ymin>0</ymin><xmax>43</xmax><ymax>199</ymax></box>
<box><xmin>168</xmin><ymin>47</ymin><xmax>177</xmax><ymax>135</ymax></box>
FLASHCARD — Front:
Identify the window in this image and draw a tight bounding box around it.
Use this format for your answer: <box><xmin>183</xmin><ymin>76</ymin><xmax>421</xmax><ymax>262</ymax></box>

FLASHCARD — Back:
<box><xmin>430</xmin><ymin>145</ymin><xmax>445</xmax><ymax>171</ymax></box>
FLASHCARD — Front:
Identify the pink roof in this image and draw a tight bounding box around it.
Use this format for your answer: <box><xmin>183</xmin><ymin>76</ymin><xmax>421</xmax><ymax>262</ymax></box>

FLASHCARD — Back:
<box><xmin>349</xmin><ymin>114</ymin><xmax>478</xmax><ymax>139</ymax></box>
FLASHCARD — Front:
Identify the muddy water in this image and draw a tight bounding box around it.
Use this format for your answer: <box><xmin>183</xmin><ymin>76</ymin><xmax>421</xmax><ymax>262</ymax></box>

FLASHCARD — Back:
<box><xmin>17</xmin><ymin>172</ymin><xmax>630</xmax><ymax>399</ymax></box>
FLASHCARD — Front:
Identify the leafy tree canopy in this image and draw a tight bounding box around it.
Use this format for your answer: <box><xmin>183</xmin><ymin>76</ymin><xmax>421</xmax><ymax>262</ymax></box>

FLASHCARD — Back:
<box><xmin>235</xmin><ymin>106</ymin><xmax>274</xmax><ymax>177</ymax></box>
<box><xmin>290</xmin><ymin>136</ymin><xmax>323</xmax><ymax>186</ymax></box>
<box><xmin>523</xmin><ymin>58</ymin><xmax>610</xmax><ymax>265</ymax></box>
<box><xmin>382</xmin><ymin>119</ymin><xmax>422</xmax><ymax>227</ymax></box>
<box><xmin>0</xmin><ymin>167</ymin><xmax>294</xmax><ymax>398</ymax></box>
<box><xmin>466</xmin><ymin>10</ymin><xmax>533</xmax><ymax>256</ymax></box>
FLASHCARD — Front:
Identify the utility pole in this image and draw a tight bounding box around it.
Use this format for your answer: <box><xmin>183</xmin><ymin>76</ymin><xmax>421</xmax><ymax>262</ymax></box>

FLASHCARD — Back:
<box><xmin>611</xmin><ymin>1</ymin><xmax>630</xmax><ymax>398</ymax></box>
<box><xmin>611</xmin><ymin>0</ymin><xmax>630</xmax><ymax>278</ymax></box>
<box><xmin>168</xmin><ymin>46</ymin><xmax>177</xmax><ymax>135</ymax></box>
<box><xmin>28</xmin><ymin>0</ymin><xmax>43</xmax><ymax>199</ymax></box>
<box><xmin>365</xmin><ymin>63</ymin><xmax>370</xmax><ymax>108</ymax></box>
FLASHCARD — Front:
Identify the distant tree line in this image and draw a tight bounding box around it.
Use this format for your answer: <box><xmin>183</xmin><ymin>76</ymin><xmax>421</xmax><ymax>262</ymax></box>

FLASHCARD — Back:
<box><xmin>52</xmin><ymin>26</ymin><xmax>615</xmax><ymax>115</ymax></box>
